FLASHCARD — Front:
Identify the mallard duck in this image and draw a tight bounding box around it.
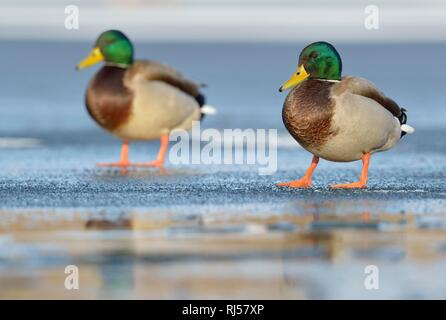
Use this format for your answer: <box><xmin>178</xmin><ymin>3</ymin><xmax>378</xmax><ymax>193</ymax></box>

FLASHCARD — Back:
<box><xmin>277</xmin><ymin>41</ymin><xmax>414</xmax><ymax>189</ymax></box>
<box><xmin>76</xmin><ymin>30</ymin><xmax>214</xmax><ymax>167</ymax></box>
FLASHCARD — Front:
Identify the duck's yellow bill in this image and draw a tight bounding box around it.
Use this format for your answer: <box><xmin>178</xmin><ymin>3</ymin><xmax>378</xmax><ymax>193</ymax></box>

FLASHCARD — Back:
<box><xmin>76</xmin><ymin>47</ymin><xmax>104</xmax><ymax>70</ymax></box>
<box><xmin>279</xmin><ymin>64</ymin><xmax>310</xmax><ymax>92</ymax></box>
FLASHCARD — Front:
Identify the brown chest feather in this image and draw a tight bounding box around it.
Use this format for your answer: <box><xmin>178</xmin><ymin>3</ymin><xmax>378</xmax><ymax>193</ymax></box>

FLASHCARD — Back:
<box><xmin>282</xmin><ymin>80</ymin><xmax>337</xmax><ymax>150</ymax></box>
<box><xmin>86</xmin><ymin>66</ymin><xmax>133</xmax><ymax>131</ymax></box>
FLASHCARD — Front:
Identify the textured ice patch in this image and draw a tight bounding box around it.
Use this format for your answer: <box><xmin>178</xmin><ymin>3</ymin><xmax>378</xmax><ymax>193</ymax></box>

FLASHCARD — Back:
<box><xmin>0</xmin><ymin>137</ymin><xmax>42</xmax><ymax>149</ymax></box>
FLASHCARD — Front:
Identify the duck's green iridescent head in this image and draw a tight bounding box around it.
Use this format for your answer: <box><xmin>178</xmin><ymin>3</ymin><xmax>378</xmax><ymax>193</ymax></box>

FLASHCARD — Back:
<box><xmin>76</xmin><ymin>30</ymin><xmax>134</xmax><ymax>70</ymax></box>
<box><xmin>279</xmin><ymin>41</ymin><xmax>342</xmax><ymax>92</ymax></box>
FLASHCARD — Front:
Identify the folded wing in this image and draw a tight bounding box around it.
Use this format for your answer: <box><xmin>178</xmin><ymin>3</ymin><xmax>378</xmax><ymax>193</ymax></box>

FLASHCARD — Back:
<box><xmin>340</xmin><ymin>76</ymin><xmax>406</xmax><ymax>123</ymax></box>
<box><xmin>126</xmin><ymin>60</ymin><xmax>203</xmax><ymax>99</ymax></box>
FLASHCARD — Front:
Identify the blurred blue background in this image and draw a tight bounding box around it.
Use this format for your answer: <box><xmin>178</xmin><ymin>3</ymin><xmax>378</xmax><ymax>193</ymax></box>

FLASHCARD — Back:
<box><xmin>1</xmin><ymin>0</ymin><xmax>446</xmax><ymax>300</ymax></box>
<box><xmin>0</xmin><ymin>0</ymin><xmax>445</xmax><ymax>136</ymax></box>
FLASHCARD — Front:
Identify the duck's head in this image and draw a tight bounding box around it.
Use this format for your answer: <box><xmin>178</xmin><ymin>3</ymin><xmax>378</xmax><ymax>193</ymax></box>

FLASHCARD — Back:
<box><xmin>76</xmin><ymin>30</ymin><xmax>134</xmax><ymax>70</ymax></box>
<box><xmin>279</xmin><ymin>41</ymin><xmax>342</xmax><ymax>92</ymax></box>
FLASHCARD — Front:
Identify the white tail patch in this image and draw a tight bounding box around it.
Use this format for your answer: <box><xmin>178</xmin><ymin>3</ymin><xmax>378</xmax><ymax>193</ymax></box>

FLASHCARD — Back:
<box><xmin>201</xmin><ymin>105</ymin><xmax>217</xmax><ymax>115</ymax></box>
<box><xmin>401</xmin><ymin>124</ymin><xmax>415</xmax><ymax>134</ymax></box>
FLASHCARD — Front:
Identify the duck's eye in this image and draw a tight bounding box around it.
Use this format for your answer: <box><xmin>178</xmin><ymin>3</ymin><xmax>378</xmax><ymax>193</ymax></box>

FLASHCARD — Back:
<box><xmin>310</xmin><ymin>52</ymin><xmax>319</xmax><ymax>59</ymax></box>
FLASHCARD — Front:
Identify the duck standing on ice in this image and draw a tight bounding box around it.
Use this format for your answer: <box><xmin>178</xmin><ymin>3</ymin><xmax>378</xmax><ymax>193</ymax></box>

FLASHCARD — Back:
<box><xmin>277</xmin><ymin>41</ymin><xmax>414</xmax><ymax>189</ymax></box>
<box><xmin>76</xmin><ymin>30</ymin><xmax>214</xmax><ymax>168</ymax></box>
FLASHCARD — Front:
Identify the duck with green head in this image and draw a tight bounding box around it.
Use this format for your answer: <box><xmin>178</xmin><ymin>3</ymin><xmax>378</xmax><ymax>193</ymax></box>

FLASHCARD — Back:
<box><xmin>277</xmin><ymin>41</ymin><xmax>414</xmax><ymax>189</ymax></box>
<box><xmin>77</xmin><ymin>30</ymin><xmax>214</xmax><ymax>168</ymax></box>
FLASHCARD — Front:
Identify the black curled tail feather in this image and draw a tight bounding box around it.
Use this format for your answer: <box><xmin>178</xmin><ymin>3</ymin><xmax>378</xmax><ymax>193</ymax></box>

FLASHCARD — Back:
<box><xmin>195</xmin><ymin>93</ymin><xmax>206</xmax><ymax>120</ymax></box>
<box><xmin>399</xmin><ymin>108</ymin><xmax>408</xmax><ymax>138</ymax></box>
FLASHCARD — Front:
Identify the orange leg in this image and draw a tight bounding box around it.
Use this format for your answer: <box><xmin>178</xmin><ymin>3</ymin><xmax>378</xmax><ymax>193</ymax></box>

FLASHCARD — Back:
<box><xmin>277</xmin><ymin>156</ymin><xmax>319</xmax><ymax>188</ymax></box>
<box><xmin>331</xmin><ymin>153</ymin><xmax>370</xmax><ymax>189</ymax></box>
<box><xmin>134</xmin><ymin>133</ymin><xmax>169</xmax><ymax>168</ymax></box>
<box><xmin>97</xmin><ymin>140</ymin><xmax>131</xmax><ymax>167</ymax></box>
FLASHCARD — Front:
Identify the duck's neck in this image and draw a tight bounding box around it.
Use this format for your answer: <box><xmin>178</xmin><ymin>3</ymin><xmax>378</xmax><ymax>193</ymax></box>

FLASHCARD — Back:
<box><xmin>105</xmin><ymin>62</ymin><xmax>131</xmax><ymax>69</ymax></box>
<box><xmin>314</xmin><ymin>78</ymin><xmax>340</xmax><ymax>83</ymax></box>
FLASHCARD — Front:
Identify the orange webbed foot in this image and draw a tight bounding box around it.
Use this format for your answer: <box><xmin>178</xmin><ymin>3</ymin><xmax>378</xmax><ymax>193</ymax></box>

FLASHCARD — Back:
<box><xmin>98</xmin><ymin>140</ymin><xmax>131</xmax><ymax>168</ymax></box>
<box><xmin>132</xmin><ymin>134</ymin><xmax>169</xmax><ymax>168</ymax></box>
<box><xmin>331</xmin><ymin>153</ymin><xmax>370</xmax><ymax>189</ymax></box>
<box><xmin>133</xmin><ymin>159</ymin><xmax>164</xmax><ymax>168</ymax></box>
<box><xmin>277</xmin><ymin>178</ymin><xmax>312</xmax><ymax>189</ymax></box>
<box><xmin>331</xmin><ymin>181</ymin><xmax>367</xmax><ymax>189</ymax></box>
<box><xmin>277</xmin><ymin>156</ymin><xmax>319</xmax><ymax>189</ymax></box>
<box><xmin>97</xmin><ymin>161</ymin><xmax>131</xmax><ymax>168</ymax></box>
